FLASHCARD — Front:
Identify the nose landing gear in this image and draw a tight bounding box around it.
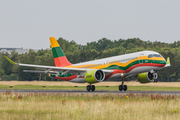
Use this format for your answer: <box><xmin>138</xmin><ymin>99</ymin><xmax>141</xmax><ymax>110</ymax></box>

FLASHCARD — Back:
<box><xmin>119</xmin><ymin>79</ymin><xmax>127</xmax><ymax>91</ymax></box>
<box><xmin>119</xmin><ymin>85</ymin><xmax>127</xmax><ymax>91</ymax></box>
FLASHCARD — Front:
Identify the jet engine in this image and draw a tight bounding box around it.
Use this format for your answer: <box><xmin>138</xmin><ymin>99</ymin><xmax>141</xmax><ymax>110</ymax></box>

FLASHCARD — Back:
<box><xmin>137</xmin><ymin>71</ymin><xmax>158</xmax><ymax>83</ymax></box>
<box><xmin>85</xmin><ymin>70</ymin><xmax>105</xmax><ymax>83</ymax></box>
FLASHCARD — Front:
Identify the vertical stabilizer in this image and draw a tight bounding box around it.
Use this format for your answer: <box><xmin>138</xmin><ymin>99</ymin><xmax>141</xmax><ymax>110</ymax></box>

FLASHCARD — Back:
<box><xmin>49</xmin><ymin>37</ymin><xmax>72</xmax><ymax>67</ymax></box>
<box><xmin>165</xmin><ymin>57</ymin><xmax>171</xmax><ymax>67</ymax></box>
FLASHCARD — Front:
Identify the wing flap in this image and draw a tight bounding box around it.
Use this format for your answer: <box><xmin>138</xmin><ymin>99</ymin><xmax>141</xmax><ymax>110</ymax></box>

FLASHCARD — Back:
<box><xmin>23</xmin><ymin>70</ymin><xmax>58</xmax><ymax>74</ymax></box>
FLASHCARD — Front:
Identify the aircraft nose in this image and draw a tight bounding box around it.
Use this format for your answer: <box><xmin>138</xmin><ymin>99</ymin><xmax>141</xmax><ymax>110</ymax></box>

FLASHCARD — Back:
<box><xmin>163</xmin><ymin>58</ymin><xmax>167</xmax><ymax>65</ymax></box>
<box><xmin>159</xmin><ymin>57</ymin><xmax>167</xmax><ymax>66</ymax></box>
<box><xmin>164</xmin><ymin>59</ymin><xmax>167</xmax><ymax>65</ymax></box>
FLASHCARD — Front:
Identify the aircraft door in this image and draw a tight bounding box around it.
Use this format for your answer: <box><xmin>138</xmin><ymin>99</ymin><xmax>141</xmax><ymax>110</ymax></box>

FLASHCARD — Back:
<box><xmin>152</xmin><ymin>55</ymin><xmax>156</xmax><ymax>67</ymax></box>
<box><xmin>106</xmin><ymin>60</ymin><xmax>109</xmax><ymax>67</ymax></box>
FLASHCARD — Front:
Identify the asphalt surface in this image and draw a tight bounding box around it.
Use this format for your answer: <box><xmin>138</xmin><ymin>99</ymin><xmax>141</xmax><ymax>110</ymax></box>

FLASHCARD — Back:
<box><xmin>0</xmin><ymin>89</ymin><xmax>180</xmax><ymax>95</ymax></box>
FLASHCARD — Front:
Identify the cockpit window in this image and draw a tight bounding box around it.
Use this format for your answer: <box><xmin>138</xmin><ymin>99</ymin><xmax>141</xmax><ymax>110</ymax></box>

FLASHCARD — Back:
<box><xmin>148</xmin><ymin>54</ymin><xmax>153</xmax><ymax>58</ymax></box>
<box><xmin>148</xmin><ymin>54</ymin><xmax>161</xmax><ymax>58</ymax></box>
<box><xmin>153</xmin><ymin>54</ymin><xmax>161</xmax><ymax>57</ymax></box>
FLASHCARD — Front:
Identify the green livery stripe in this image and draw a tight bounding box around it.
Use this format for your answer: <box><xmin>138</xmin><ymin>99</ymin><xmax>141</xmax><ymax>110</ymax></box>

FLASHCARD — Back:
<box><xmin>51</xmin><ymin>59</ymin><xmax>166</xmax><ymax>78</ymax></box>
<box><xmin>153</xmin><ymin>60</ymin><xmax>167</xmax><ymax>64</ymax></box>
<box><xmin>103</xmin><ymin>59</ymin><xmax>166</xmax><ymax>70</ymax></box>
<box><xmin>59</xmin><ymin>73</ymin><xmax>73</xmax><ymax>77</ymax></box>
<box><xmin>52</xmin><ymin>47</ymin><xmax>65</xmax><ymax>58</ymax></box>
<box><xmin>50</xmin><ymin>73</ymin><xmax>74</xmax><ymax>77</ymax></box>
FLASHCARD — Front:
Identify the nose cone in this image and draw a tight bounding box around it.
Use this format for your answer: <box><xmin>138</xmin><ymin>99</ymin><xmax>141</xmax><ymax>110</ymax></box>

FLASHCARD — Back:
<box><xmin>156</xmin><ymin>57</ymin><xmax>166</xmax><ymax>67</ymax></box>
<box><xmin>161</xmin><ymin>58</ymin><xmax>167</xmax><ymax>66</ymax></box>
<box><xmin>158</xmin><ymin>57</ymin><xmax>166</xmax><ymax>64</ymax></box>
<box><xmin>163</xmin><ymin>59</ymin><xmax>167</xmax><ymax>66</ymax></box>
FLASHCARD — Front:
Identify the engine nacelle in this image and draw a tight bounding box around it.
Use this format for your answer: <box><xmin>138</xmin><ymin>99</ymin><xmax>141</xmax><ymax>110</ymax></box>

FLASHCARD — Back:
<box><xmin>137</xmin><ymin>72</ymin><xmax>158</xmax><ymax>83</ymax></box>
<box><xmin>85</xmin><ymin>70</ymin><xmax>105</xmax><ymax>84</ymax></box>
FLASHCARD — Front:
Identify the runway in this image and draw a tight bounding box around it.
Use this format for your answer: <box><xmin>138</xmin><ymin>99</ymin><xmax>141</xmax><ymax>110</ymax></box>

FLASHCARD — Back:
<box><xmin>0</xmin><ymin>89</ymin><xmax>180</xmax><ymax>95</ymax></box>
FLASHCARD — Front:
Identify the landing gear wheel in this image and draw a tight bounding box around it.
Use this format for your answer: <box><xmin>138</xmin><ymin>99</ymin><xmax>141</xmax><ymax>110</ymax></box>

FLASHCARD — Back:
<box><xmin>119</xmin><ymin>85</ymin><xmax>123</xmax><ymax>91</ymax></box>
<box><xmin>154</xmin><ymin>80</ymin><xmax>158</xmax><ymax>83</ymax></box>
<box><xmin>86</xmin><ymin>85</ymin><xmax>91</xmax><ymax>91</ymax></box>
<box><xmin>124</xmin><ymin>85</ymin><xmax>127</xmax><ymax>91</ymax></box>
<box><xmin>92</xmin><ymin>85</ymin><xmax>95</xmax><ymax>91</ymax></box>
<box><xmin>86</xmin><ymin>85</ymin><xmax>96</xmax><ymax>92</ymax></box>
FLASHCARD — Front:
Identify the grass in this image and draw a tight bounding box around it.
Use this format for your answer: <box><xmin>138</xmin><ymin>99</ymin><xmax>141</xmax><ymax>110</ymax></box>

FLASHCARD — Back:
<box><xmin>0</xmin><ymin>92</ymin><xmax>180</xmax><ymax>120</ymax></box>
<box><xmin>0</xmin><ymin>85</ymin><xmax>180</xmax><ymax>91</ymax></box>
<box><xmin>1</xmin><ymin>81</ymin><xmax>180</xmax><ymax>91</ymax></box>
<box><xmin>128</xmin><ymin>86</ymin><xmax>180</xmax><ymax>91</ymax></box>
<box><xmin>2</xmin><ymin>81</ymin><xmax>180</xmax><ymax>87</ymax></box>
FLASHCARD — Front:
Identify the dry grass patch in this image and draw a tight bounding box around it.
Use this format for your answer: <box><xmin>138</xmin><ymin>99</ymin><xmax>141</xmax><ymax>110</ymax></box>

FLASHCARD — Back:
<box><xmin>0</xmin><ymin>92</ymin><xmax>179</xmax><ymax>120</ymax></box>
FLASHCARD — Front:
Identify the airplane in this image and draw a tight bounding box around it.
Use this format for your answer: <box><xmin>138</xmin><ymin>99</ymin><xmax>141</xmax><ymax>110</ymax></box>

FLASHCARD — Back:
<box><xmin>5</xmin><ymin>37</ymin><xmax>171</xmax><ymax>92</ymax></box>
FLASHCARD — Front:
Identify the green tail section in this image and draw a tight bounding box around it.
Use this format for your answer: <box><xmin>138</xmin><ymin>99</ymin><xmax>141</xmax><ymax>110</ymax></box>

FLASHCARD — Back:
<box><xmin>52</xmin><ymin>47</ymin><xmax>65</xmax><ymax>58</ymax></box>
<box><xmin>49</xmin><ymin>37</ymin><xmax>72</xmax><ymax>67</ymax></box>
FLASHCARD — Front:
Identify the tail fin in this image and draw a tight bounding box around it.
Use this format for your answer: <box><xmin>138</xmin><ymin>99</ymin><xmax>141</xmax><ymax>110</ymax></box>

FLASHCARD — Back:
<box><xmin>165</xmin><ymin>57</ymin><xmax>170</xmax><ymax>67</ymax></box>
<box><xmin>49</xmin><ymin>37</ymin><xmax>72</xmax><ymax>67</ymax></box>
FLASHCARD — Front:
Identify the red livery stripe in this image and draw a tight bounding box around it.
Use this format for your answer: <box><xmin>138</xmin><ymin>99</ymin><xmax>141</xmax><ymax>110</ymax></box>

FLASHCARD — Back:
<box><xmin>55</xmin><ymin>63</ymin><xmax>165</xmax><ymax>81</ymax></box>
<box><xmin>54</xmin><ymin>56</ymin><xmax>72</xmax><ymax>67</ymax></box>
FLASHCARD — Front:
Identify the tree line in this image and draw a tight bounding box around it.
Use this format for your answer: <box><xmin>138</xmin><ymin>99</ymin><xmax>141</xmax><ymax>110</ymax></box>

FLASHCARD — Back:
<box><xmin>0</xmin><ymin>37</ymin><xmax>179</xmax><ymax>82</ymax></box>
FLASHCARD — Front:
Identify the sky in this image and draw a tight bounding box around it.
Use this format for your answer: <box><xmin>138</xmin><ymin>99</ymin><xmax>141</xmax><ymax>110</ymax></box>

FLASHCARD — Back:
<box><xmin>0</xmin><ymin>0</ymin><xmax>180</xmax><ymax>49</ymax></box>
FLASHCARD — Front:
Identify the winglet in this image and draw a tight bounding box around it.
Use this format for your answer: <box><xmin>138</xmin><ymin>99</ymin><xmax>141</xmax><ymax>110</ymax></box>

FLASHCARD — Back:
<box><xmin>5</xmin><ymin>56</ymin><xmax>16</xmax><ymax>65</ymax></box>
<box><xmin>165</xmin><ymin>57</ymin><xmax>170</xmax><ymax>67</ymax></box>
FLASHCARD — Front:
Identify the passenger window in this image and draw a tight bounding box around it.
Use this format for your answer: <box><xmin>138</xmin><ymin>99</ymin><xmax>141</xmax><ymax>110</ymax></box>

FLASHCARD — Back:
<box><xmin>148</xmin><ymin>54</ymin><xmax>153</xmax><ymax>58</ymax></box>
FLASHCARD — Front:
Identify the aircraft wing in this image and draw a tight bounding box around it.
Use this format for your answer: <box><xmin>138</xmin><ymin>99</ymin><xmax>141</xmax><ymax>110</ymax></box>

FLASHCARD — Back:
<box><xmin>5</xmin><ymin>56</ymin><xmax>113</xmax><ymax>75</ymax></box>
<box><xmin>23</xmin><ymin>70</ymin><xmax>58</xmax><ymax>74</ymax></box>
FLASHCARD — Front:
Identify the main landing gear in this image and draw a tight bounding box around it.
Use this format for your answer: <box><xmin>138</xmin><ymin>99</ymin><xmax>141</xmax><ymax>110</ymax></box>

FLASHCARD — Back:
<box><xmin>86</xmin><ymin>84</ymin><xmax>95</xmax><ymax>92</ymax></box>
<box><xmin>154</xmin><ymin>79</ymin><xmax>158</xmax><ymax>83</ymax></box>
<box><xmin>119</xmin><ymin>80</ymin><xmax>127</xmax><ymax>91</ymax></box>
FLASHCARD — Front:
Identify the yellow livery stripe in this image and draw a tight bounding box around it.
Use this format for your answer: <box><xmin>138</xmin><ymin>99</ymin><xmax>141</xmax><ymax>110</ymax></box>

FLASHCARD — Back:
<box><xmin>50</xmin><ymin>37</ymin><xmax>60</xmax><ymax>48</ymax></box>
<box><xmin>65</xmin><ymin>56</ymin><xmax>165</xmax><ymax>69</ymax></box>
